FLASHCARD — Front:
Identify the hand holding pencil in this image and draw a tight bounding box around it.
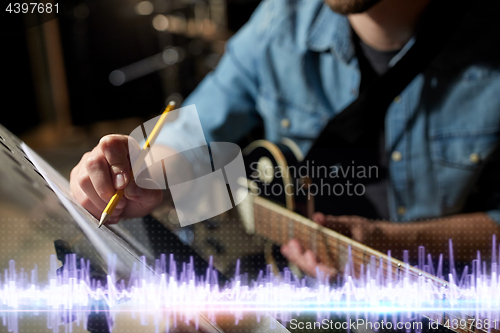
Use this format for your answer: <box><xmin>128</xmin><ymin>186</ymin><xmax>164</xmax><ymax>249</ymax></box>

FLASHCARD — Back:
<box><xmin>69</xmin><ymin>102</ymin><xmax>177</xmax><ymax>226</ymax></box>
<box><xmin>98</xmin><ymin>101</ymin><xmax>176</xmax><ymax>227</ymax></box>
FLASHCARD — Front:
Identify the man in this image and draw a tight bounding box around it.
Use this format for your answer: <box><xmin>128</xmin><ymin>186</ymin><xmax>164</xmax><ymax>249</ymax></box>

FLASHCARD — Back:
<box><xmin>70</xmin><ymin>0</ymin><xmax>500</xmax><ymax>277</ymax></box>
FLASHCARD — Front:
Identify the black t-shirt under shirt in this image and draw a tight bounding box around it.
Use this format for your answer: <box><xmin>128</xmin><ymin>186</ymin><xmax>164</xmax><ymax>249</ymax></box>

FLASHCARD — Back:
<box><xmin>349</xmin><ymin>37</ymin><xmax>401</xmax><ymax>220</ymax></box>
<box><xmin>358</xmin><ymin>40</ymin><xmax>401</xmax><ymax>76</ymax></box>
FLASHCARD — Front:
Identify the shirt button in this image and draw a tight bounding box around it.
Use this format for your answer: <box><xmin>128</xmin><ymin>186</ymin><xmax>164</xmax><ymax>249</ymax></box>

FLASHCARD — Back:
<box><xmin>397</xmin><ymin>206</ymin><xmax>406</xmax><ymax>215</ymax></box>
<box><xmin>394</xmin><ymin>95</ymin><xmax>402</xmax><ymax>103</ymax></box>
<box><xmin>281</xmin><ymin>118</ymin><xmax>290</xmax><ymax>128</ymax></box>
<box><xmin>469</xmin><ymin>153</ymin><xmax>480</xmax><ymax>164</ymax></box>
<box><xmin>391</xmin><ymin>151</ymin><xmax>402</xmax><ymax>162</ymax></box>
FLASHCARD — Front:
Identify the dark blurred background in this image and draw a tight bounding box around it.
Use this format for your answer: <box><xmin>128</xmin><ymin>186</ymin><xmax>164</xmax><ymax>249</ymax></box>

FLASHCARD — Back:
<box><xmin>3</xmin><ymin>0</ymin><xmax>260</xmax><ymax>155</ymax></box>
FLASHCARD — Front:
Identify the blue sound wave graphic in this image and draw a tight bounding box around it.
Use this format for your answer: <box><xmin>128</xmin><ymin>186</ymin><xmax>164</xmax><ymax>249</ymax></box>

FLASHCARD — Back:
<box><xmin>2</xmin><ymin>239</ymin><xmax>500</xmax><ymax>333</ymax></box>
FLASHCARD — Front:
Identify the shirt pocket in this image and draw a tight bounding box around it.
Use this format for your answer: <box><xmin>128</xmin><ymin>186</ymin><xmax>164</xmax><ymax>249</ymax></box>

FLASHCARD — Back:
<box><xmin>431</xmin><ymin>128</ymin><xmax>500</xmax><ymax>169</ymax></box>
<box><xmin>430</xmin><ymin>128</ymin><xmax>500</xmax><ymax>213</ymax></box>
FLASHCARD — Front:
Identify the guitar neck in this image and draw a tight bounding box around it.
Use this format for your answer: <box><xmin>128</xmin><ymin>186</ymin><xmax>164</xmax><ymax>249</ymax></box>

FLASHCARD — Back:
<box><xmin>250</xmin><ymin>196</ymin><xmax>491</xmax><ymax>333</ymax></box>
<box><xmin>253</xmin><ymin>196</ymin><xmax>403</xmax><ymax>276</ymax></box>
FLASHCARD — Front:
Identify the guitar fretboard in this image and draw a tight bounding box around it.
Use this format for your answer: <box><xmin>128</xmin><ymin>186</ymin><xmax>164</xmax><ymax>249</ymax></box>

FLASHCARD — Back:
<box><xmin>253</xmin><ymin>196</ymin><xmax>406</xmax><ymax>276</ymax></box>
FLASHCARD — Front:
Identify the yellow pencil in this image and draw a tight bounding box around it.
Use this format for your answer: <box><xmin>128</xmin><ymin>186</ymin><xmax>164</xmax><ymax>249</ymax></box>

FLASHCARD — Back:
<box><xmin>98</xmin><ymin>101</ymin><xmax>176</xmax><ymax>228</ymax></box>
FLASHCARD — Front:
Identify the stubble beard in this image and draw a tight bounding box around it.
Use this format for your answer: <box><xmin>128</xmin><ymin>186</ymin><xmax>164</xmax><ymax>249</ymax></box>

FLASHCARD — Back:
<box><xmin>324</xmin><ymin>0</ymin><xmax>383</xmax><ymax>15</ymax></box>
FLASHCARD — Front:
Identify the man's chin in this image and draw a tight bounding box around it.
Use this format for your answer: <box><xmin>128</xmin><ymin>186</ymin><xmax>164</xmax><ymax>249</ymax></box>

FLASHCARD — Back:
<box><xmin>324</xmin><ymin>0</ymin><xmax>382</xmax><ymax>15</ymax></box>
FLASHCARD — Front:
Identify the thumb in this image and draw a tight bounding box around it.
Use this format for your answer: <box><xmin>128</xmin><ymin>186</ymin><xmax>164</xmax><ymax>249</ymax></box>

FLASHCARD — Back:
<box><xmin>325</xmin><ymin>215</ymin><xmax>368</xmax><ymax>243</ymax></box>
<box><xmin>99</xmin><ymin>135</ymin><xmax>132</xmax><ymax>190</ymax></box>
<box><xmin>323</xmin><ymin>215</ymin><xmax>356</xmax><ymax>239</ymax></box>
<box><xmin>312</xmin><ymin>212</ymin><xmax>326</xmax><ymax>225</ymax></box>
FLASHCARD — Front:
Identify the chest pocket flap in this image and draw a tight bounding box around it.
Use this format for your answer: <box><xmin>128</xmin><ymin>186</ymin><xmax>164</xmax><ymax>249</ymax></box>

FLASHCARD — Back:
<box><xmin>431</xmin><ymin>128</ymin><xmax>500</xmax><ymax>169</ymax></box>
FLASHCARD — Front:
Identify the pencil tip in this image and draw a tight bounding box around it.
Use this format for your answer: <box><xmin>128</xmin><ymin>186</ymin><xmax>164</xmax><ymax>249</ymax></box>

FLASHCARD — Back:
<box><xmin>99</xmin><ymin>212</ymin><xmax>108</xmax><ymax>228</ymax></box>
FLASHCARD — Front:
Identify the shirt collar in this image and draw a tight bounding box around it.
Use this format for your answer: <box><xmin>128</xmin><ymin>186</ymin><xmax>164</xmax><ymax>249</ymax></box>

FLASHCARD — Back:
<box><xmin>306</xmin><ymin>4</ymin><xmax>355</xmax><ymax>63</ymax></box>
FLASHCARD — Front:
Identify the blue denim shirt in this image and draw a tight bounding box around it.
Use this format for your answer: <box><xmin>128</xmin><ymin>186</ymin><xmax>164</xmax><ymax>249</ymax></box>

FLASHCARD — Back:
<box><xmin>157</xmin><ymin>0</ymin><xmax>500</xmax><ymax>223</ymax></box>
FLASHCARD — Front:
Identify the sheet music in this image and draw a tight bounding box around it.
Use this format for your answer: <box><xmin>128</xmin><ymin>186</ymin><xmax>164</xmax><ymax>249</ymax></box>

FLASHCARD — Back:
<box><xmin>21</xmin><ymin>143</ymin><xmax>151</xmax><ymax>278</ymax></box>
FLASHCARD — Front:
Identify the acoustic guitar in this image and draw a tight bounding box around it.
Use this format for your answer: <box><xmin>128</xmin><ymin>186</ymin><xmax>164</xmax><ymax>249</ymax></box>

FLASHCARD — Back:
<box><xmin>236</xmin><ymin>139</ymin><xmax>494</xmax><ymax>333</ymax></box>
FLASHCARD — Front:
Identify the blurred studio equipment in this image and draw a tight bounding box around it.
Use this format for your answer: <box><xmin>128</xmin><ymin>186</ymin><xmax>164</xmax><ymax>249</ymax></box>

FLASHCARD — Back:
<box><xmin>6</xmin><ymin>0</ymin><xmax>260</xmax><ymax>150</ymax></box>
<box><xmin>59</xmin><ymin>0</ymin><xmax>261</xmax><ymax>126</ymax></box>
